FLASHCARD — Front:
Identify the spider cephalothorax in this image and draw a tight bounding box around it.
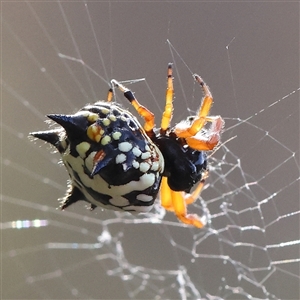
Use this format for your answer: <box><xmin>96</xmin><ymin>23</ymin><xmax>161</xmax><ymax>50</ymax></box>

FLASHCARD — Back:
<box><xmin>31</xmin><ymin>64</ymin><xmax>224</xmax><ymax>228</ymax></box>
<box><xmin>154</xmin><ymin>134</ymin><xmax>207</xmax><ymax>192</ymax></box>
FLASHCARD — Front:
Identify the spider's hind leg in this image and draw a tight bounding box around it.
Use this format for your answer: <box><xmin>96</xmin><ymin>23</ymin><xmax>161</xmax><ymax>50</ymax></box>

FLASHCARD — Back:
<box><xmin>160</xmin><ymin>175</ymin><xmax>208</xmax><ymax>228</ymax></box>
<box><xmin>184</xmin><ymin>169</ymin><xmax>208</xmax><ymax>205</ymax></box>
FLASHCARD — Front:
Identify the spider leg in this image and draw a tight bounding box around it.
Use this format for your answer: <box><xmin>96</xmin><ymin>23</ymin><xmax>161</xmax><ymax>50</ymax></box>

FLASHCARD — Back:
<box><xmin>160</xmin><ymin>176</ymin><xmax>206</xmax><ymax>228</ymax></box>
<box><xmin>185</xmin><ymin>115</ymin><xmax>224</xmax><ymax>150</ymax></box>
<box><xmin>160</xmin><ymin>63</ymin><xmax>174</xmax><ymax>134</ymax></box>
<box><xmin>160</xmin><ymin>177</ymin><xmax>174</xmax><ymax>211</ymax></box>
<box><xmin>184</xmin><ymin>169</ymin><xmax>208</xmax><ymax>205</ymax></box>
<box><xmin>106</xmin><ymin>88</ymin><xmax>113</xmax><ymax>102</ymax></box>
<box><xmin>111</xmin><ymin>79</ymin><xmax>155</xmax><ymax>135</ymax></box>
<box><xmin>174</xmin><ymin>74</ymin><xmax>215</xmax><ymax>138</ymax></box>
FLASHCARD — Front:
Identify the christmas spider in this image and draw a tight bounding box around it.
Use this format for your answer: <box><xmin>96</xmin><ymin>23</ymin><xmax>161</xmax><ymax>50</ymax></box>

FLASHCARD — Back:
<box><xmin>30</xmin><ymin>64</ymin><xmax>224</xmax><ymax>228</ymax></box>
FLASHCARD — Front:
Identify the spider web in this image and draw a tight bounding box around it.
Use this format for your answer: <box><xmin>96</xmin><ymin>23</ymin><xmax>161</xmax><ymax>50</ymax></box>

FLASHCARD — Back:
<box><xmin>1</xmin><ymin>1</ymin><xmax>299</xmax><ymax>299</ymax></box>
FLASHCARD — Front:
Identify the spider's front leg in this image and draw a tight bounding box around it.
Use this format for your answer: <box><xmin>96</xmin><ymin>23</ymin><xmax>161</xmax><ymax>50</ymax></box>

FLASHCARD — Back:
<box><xmin>174</xmin><ymin>74</ymin><xmax>224</xmax><ymax>151</ymax></box>
<box><xmin>111</xmin><ymin>79</ymin><xmax>155</xmax><ymax>136</ymax></box>
<box><xmin>185</xmin><ymin>115</ymin><xmax>224</xmax><ymax>151</ymax></box>
<box><xmin>160</xmin><ymin>63</ymin><xmax>174</xmax><ymax>134</ymax></box>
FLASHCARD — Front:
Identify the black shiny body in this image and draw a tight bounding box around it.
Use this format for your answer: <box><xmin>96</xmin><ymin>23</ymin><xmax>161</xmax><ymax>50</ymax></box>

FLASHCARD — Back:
<box><xmin>154</xmin><ymin>134</ymin><xmax>207</xmax><ymax>192</ymax></box>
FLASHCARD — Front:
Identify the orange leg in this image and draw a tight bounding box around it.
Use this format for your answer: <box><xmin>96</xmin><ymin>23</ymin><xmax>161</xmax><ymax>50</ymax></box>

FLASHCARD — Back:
<box><xmin>160</xmin><ymin>176</ymin><xmax>207</xmax><ymax>228</ymax></box>
<box><xmin>160</xmin><ymin>177</ymin><xmax>174</xmax><ymax>211</ymax></box>
<box><xmin>185</xmin><ymin>116</ymin><xmax>224</xmax><ymax>150</ymax></box>
<box><xmin>106</xmin><ymin>88</ymin><xmax>113</xmax><ymax>102</ymax></box>
<box><xmin>160</xmin><ymin>63</ymin><xmax>174</xmax><ymax>133</ymax></box>
<box><xmin>174</xmin><ymin>74</ymin><xmax>214</xmax><ymax>138</ymax></box>
<box><xmin>184</xmin><ymin>170</ymin><xmax>208</xmax><ymax>205</ymax></box>
<box><xmin>111</xmin><ymin>79</ymin><xmax>155</xmax><ymax>134</ymax></box>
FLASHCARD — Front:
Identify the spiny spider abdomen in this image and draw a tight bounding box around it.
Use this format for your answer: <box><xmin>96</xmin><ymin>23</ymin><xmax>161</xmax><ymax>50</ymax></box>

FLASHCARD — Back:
<box><xmin>31</xmin><ymin>101</ymin><xmax>164</xmax><ymax>212</ymax></box>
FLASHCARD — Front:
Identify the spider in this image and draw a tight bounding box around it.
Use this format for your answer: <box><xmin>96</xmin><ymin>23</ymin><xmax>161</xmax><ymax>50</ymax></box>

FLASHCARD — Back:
<box><xmin>30</xmin><ymin>64</ymin><xmax>224</xmax><ymax>228</ymax></box>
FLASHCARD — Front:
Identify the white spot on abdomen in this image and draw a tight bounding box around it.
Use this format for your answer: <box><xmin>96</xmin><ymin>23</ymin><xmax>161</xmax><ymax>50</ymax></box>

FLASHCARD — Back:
<box><xmin>139</xmin><ymin>162</ymin><xmax>150</xmax><ymax>173</ymax></box>
<box><xmin>76</xmin><ymin>142</ymin><xmax>91</xmax><ymax>158</ymax></box>
<box><xmin>136</xmin><ymin>194</ymin><xmax>153</xmax><ymax>202</ymax></box>
<box><xmin>109</xmin><ymin>196</ymin><xmax>130</xmax><ymax>207</ymax></box>
<box><xmin>132</xmin><ymin>147</ymin><xmax>142</xmax><ymax>157</ymax></box>
<box><xmin>116</xmin><ymin>153</ymin><xmax>126</xmax><ymax>164</ymax></box>
<box><xmin>118</xmin><ymin>142</ymin><xmax>133</xmax><ymax>152</ymax></box>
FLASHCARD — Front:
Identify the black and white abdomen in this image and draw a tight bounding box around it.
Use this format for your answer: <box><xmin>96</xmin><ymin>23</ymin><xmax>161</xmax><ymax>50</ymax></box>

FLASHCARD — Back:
<box><xmin>31</xmin><ymin>101</ymin><xmax>164</xmax><ymax>212</ymax></box>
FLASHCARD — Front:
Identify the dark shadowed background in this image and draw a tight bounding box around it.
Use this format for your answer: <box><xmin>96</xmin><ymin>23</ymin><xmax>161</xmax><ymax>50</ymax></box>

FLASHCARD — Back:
<box><xmin>2</xmin><ymin>1</ymin><xmax>299</xmax><ymax>299</ymax></box>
